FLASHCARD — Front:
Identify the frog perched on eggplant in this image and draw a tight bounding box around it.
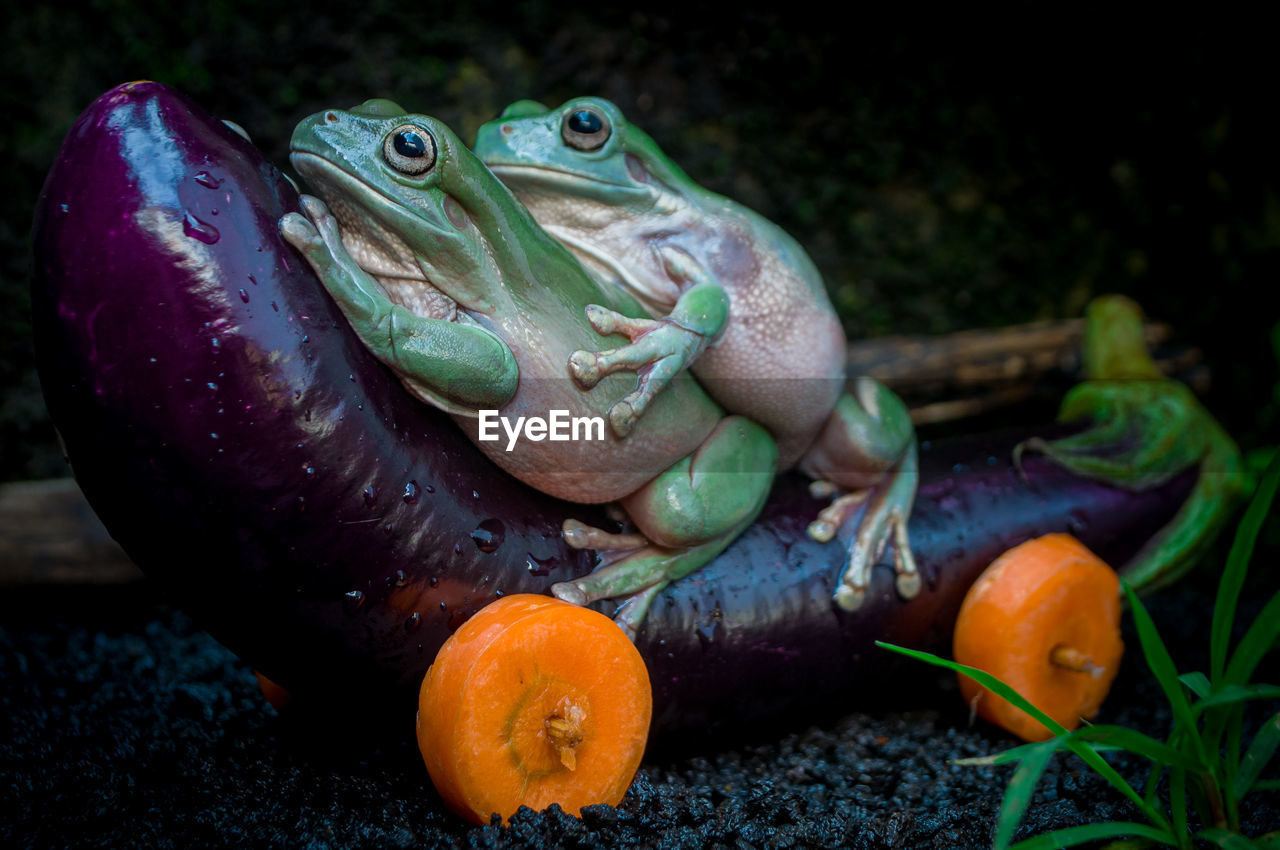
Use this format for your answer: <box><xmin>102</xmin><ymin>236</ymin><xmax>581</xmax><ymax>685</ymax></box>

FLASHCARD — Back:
<box><xmin>280</xmin><ymin>100</ymin><xmax>779</xmax><ymax>634</ymax></box>
<box><xmin>473</xmin><ymin>97</ymin><xmax>921</xmax><ymax>611</ymax></box>
<box><xmin>281</xmin><ymin>96</ymin><xmax>925</xmax><ymax>632</ymax></box>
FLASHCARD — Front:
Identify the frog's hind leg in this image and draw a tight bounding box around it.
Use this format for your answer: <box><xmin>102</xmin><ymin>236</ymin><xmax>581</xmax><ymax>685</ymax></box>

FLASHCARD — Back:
<box><xmin>798</xmin><ymin>378</ymin><xmax>920</xmax><ymax>611</ymax></box>
<box><xmin>551</xmin><ymin>416</ymin><xmax>776</xmax><ymax>637</ymax></box>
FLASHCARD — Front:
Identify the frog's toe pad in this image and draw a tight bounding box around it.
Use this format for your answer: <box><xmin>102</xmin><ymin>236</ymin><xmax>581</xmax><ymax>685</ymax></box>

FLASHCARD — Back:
<box><xmin>807</xmin><ymin>519</ymin><xmax>837</xmax><ymax>543</ymax></box>
<box><xmin>550</xmin><ymin>581</ymin><xmax>588</xmax><ymax>606</ymax></box>
<box><xmin>609</xmin><ymin>401</ymin><xmax>637</xmax><ymax>438</ymax></box>
<box><xmin>833</xmin><ymin>583</ymin><xmax>866</xmax><ymax>611</ymax></box>
<box><xmin>568</xmin><ymin>350</ymin><xmax>603</xmax><ymax>388</ymax></box>
<box><xmin>279</xmin><ymin>212</ymin><xmax>319</xmax><ymax>246</ymax></box>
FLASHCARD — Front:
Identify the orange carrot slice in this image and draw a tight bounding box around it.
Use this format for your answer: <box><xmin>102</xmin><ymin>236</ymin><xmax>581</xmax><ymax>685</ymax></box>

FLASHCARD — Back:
<box><xmin>416</xmin><ymin>594</ymin><xmax>652</xmax><ymax>824</ymax></box>
<box><xmin>953</xmin><ymin>533</ymin><xmax>1124</xmax><ymax>742</ymax></box>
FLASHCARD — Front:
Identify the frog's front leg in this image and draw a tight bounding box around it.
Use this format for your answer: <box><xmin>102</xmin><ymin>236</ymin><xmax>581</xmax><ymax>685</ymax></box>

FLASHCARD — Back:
<box><xmin>552</xmin><ymin>415</ymin><xmax>776</xmax><ymax>637</ymax></box>
<box><xmin>798</xmin><ymin>377</ymin><xmax>920</xmax><ymax>611</ymax></box>
<box><xmin>568</xmin><ymin>246</ymin><xmax>729</xmax><ymax>437</ymax></box>
<box><xmin>281</xmin><ymin>196</ymin><xmax>517</xmax><ymax>412</ymax></box>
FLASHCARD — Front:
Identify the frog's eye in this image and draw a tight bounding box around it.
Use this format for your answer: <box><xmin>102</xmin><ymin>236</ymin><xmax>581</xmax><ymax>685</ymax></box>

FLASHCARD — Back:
<box><xmin>383</xmin><ymin>124</ymin><xmax>437</xmax><ymax>175</ymax></box>
<box><xmin>561</xmin><ymin>107</ymin><xmax>611</xmax><ymax>152</ymax></box>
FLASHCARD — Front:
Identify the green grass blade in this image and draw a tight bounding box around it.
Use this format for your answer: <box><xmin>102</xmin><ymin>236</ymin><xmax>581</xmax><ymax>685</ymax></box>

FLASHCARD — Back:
<box><xmin>1009</xmin><ymin>822</ymin><xmax>1177</xmax><ymax>849</ymax></box>
<box><xmin>1145</xmin><ymin>729</ymin><xmax>1180</xmax><ymax>808</ymax></box>
<box><xmin>1212</xmin><ymin>453</ymin><xmax>1280</xmax><ymax>682</ymax></box>
<box><xmin>1192</xmin><ymin>684</ymin><xmax>1280</xmax><ymax>716</ymax></box>
<box><xmin>1144</xmin><ymin>762</ymin><xmax>1165</xmax><ymax>809</ymax></box>
<box><xmin>955</xmin><ymin>744</ymin><xmax>1124</xmax><ymax>767</ymax></box>
<box><xmin>1236</xmin><ymin>712</ymin><xmax>1280</xmax><ymax>802</ymax></box>
<box><xmin>954</xmin><ymin>741</ymin><xmax>1054</xmax><ymax>766</ymax></box>
<box><xmin>877</xmin><ymin>642</ymin><xmax>1070</xmax><ymax>737</ymax></box>
<box><xmin>1066</xmin><ymin>725</ymin><xmax>1202</xmax><ymax>771</ymax></box>
<box><xmin>1190</xmin><ymin>779</ymin><xmax>1214</xmax><ymax>833</ymax></box>
<box><xmin>995</xmin><ymin>741</ymin><xmax>1056</xmax><ymax>850</ymax></box>
<box><xmin>1252</xmin><ymin>779</ymin><xmax>1280</xmax><ymax>792</ymax></box>
<box><xmin>1170</xmin><ymin>765</ymin><xmax>1187</xmax><ymax>840</ymax></box>
<box><xmin>954</xmin><ymin>726</ymin><xmax>1194</xmax><ymax>770</ymax></box>
<box><xmin>1225</xmin><ymin>709</ymin><xmax>1243</xmax><ymax>829</ymax></box>
<box><xmin>878</xmin><ymin>641</ymin><xmax>1170</xmax><ymax>830</ymax></box>
<box><xmin>1196</xmin><ymin>827</ymin><xmax>1270</xmax><ymax>849</ymax></box>
<box><xmin>1181</xmin><ymin>672</ymin><xmax>1212</xmax><ymax>699</ymax></box>
<box><xmin>1122</xmin><ymin>582</ymin><xmax>1211</xmax><ymax>769</ymax></box>
<box><xmin>1222</xmin><ymin>584</ymin><xmax>1280</xmax><ymax>690</ymax></box>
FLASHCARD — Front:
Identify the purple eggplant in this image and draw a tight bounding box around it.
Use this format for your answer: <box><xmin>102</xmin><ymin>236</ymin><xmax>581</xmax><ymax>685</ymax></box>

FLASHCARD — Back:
<box><xmin>32</xmin><ymin>82</ymin><xmax>1193</xmax><ymax>736</ymax></box>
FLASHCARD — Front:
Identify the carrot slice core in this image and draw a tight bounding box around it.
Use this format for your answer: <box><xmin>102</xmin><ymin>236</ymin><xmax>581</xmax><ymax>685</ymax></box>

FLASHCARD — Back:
<box><xmin>417</xmin><ymin>594</ymin><xmax>652</xmax><ymax>823</ymax></box>
<box><xmin>953</xmin><ymin>533</ymin><xmax>1124</xmax><ymax>742</ymax></box>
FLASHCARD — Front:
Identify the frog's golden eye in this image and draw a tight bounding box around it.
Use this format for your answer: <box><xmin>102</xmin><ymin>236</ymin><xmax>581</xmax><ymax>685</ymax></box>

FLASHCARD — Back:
<box><xmin>383</xmin><ymin>124</ymin><xmax>437</xmax><ymax>175</ymax></box>
<box><xmin>562</xmin><ymin>107</ymin><xmax>611</xmax><ymax>152</ymax></box>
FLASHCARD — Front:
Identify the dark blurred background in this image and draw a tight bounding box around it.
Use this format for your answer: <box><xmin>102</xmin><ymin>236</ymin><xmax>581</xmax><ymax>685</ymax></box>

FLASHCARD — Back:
<box><xmin>3</xmin><ymin>4</ymin><xmax>1277</xmax><ymax>479</ymax></box>
<box><xmin>4</xmin><ymin>8</ymin><xmax>1279</xmax><ymax>845</ymax></box>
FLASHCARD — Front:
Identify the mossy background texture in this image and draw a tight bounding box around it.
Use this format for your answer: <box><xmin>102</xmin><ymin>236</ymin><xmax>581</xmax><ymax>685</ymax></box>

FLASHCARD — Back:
<box><xmin>3</xmin><ymin>4</ymin><xmax>1278</xmax><ymax>479</ymax></box>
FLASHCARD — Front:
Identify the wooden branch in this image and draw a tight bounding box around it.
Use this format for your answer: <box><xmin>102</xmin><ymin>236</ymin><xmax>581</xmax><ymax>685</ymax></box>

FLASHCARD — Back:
<box><xmin>846</xmin><ymin>318</ymin><xmax>1207</xmax><ymax>424</ymax></box>
<box><xmin>0</xmin><ymin>478</ymin><xmax>141</xmax><ymax>587</ymax></box>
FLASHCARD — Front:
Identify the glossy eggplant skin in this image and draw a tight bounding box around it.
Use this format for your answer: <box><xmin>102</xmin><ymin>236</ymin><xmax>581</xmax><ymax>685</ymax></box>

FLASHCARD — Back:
<box><xmin>31</xmin><ymin>81</ymin><xmax>603</xmax><ymax>708</ymax></box>
<box><xmin>32</xmin><ymin>83</ymin><xmax>1192</xmax><ymax>735</ymax></box>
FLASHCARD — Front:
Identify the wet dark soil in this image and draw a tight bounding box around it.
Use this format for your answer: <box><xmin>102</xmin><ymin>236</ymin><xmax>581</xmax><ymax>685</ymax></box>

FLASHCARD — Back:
<box><xmin>1</xmin><ymin>571</ymin><xmax>1276</xmax><ymax>848</ymax></box>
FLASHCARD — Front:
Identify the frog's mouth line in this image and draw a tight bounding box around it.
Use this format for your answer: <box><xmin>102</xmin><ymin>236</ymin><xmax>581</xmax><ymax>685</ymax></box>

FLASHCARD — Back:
<box><xmin>486</xmin><ymin>163</ymin><xmax>646</xmax><ymax>198</ymax></box>
<box><xmin>292</xmin><ymin>151</ymin><xmax>460</xmax><ymax>322</ymax></box>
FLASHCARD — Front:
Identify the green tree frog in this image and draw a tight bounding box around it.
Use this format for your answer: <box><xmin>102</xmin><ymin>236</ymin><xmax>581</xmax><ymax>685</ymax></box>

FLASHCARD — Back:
<box><xmin>473</xmin><ymin>97</ymin><xmax>919</xmax><ymax>610</ymax></box>
<box><xmin>279</xmin><ymin>100</ymin><xmax>778</xmax><ymax>634</ymax></box>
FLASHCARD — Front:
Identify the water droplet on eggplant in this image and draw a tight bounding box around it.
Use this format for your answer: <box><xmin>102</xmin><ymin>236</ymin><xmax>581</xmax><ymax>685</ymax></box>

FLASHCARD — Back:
<box><xmin>182</xmin><ymin>211</ymin><xmax>220</xmax><ymax>244</ymax></box>
<box><xmin>362</xmin><ymin>486</ymin><xmax>377</xmax><ymax>508</ymax></box>
<box><xmin>695</xmin><ymin>619</ymin><xmax>725</xmax><ymax>649</ymax></box>
<box><xmin>404</xmin><ymin>612</ymin><xmax>422</xmax><ymax>632</ymax></box>
<box><xmin>402</xmin><ymin>481</ymin><xmax>420</xmax><ymax>504</ymax></box>
<box><xmin>343</xmin><ymin>589</ymin><xmax>365</xmax><ymax>613</ymax></box>
<box><xmin>1067</xmin><ymin>509</ymin><xmax>1089</xmax><ymax>536</ymax></box>
<box><xmin>470</xmin><ymin>518</ymin><xmax>505</xmax><ymax>553</ymax></box>
<box><xmin>447</xmin><ymin>608</ymin><xmax>469</xmax><ymax>632</ymax></box>
<box><xmin>194</xmin><ymin>171</ymin><xmax>222</xmax><ymax>189</ymax></box>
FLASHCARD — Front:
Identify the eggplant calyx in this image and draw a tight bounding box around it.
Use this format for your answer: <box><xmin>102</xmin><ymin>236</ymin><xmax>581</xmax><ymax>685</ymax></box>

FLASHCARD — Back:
<box><xmin>1014</xmin><ymin>295</ymin><xmax>1245</xmax><ymax>592</ymax></box>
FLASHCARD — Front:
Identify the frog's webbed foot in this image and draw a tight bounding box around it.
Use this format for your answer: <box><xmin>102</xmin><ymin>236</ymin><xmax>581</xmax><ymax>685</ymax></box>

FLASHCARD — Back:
<box><xmin>281</xmin><ymin>196</ymin><xmax>385</xmax><ymax>319</ymax></box>
<box><xmin>569</xmin><ymin>264</ymin><xmax>729</xmax><ymax>437</ymax></box>
<box><xmin>552</xmin><ymin>518</ymin><xmax>684</xmax><ymax>639</ymax></box>
<box><xmin>568</xmin><ymin>305</ymin><xmax>706</xmax><ymax>437</ymax></box>
<box><xmin>552</xmin><ymin>416</ymin><xmax>776</xmax><ymax>637</ymax></box>
<box><xmin>560</xmin><ymin>517</ymin><xmax>647</xmax><ymax>553</ymax></box>
<box><xmin>798</xmin><ymin>379</ymin><xmax>919</xmax><ymax>611</ymax></box>
<box><xmin>807</xmin><ymin>442</ymin><xmax>921</xmax><ymax>611</ymax></box>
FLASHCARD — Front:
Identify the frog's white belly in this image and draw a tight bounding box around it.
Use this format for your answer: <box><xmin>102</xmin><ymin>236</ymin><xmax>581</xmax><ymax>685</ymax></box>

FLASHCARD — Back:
<box><xmin>453</xmin><ymin>339</ymin><xmax>722</xmax><ymax>504</ymax></box>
